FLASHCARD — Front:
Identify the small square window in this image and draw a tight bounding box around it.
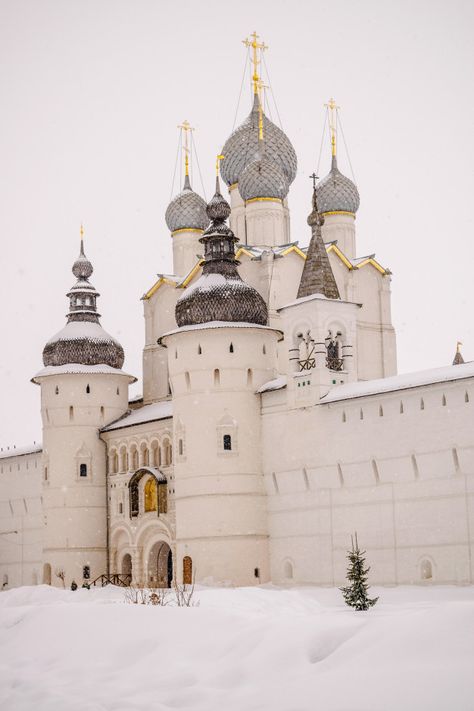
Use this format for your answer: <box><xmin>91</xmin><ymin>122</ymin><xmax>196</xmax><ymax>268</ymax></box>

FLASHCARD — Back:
<box><xmin>80</xmin><ymin>463</ymin><xmax>88</xmax><ymax>477</ymax></box>
<box><xmin>223</xmin><ymin>434</ymin><xmax>232</xmax><ymax>451</ymax></box>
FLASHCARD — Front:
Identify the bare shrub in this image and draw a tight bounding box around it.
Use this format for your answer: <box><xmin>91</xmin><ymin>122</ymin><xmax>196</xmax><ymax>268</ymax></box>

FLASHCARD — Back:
<box><xmin>55</xmin><ymin>568</ymin><xmax>66</xmax><ymax>589</ymax></box>
<box><xmin>124</xmin><ymin>585</ymin><xmax>172</xmax><ymax>606</ymax></box>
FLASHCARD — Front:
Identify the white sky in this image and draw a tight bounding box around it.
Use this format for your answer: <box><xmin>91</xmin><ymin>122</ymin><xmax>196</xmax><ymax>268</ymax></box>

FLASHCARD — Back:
<box><xmin>1</xmin><ymin>0</ymin><xmax>473</xmax><ymax>447</ymax></box>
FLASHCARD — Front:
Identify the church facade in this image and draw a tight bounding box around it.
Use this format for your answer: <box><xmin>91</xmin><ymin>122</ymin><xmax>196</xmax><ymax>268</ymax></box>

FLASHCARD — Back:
<box><xmin>1</xmin><ymin>40</ymin><xmax>473</xmax><ymax>591</ymax></box>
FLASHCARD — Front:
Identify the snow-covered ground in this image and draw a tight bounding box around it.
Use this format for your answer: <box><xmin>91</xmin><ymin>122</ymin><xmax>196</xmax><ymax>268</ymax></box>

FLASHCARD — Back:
<box><xmin>0</xmin><ymin>584</ymin><xmax>473</xmax><ymax>711</ymax></box>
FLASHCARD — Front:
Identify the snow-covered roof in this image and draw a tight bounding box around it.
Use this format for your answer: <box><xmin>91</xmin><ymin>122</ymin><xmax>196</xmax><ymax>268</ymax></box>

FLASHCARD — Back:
<box><xmin>0</xmin><ymin>442</ymin><xmax>42</xmax><ymax>460</ymax></box>
<box><xmin>278</xmin><ymin>293</ymin><xmax>361</xmax><ymax>312</ymax></box>
<box><xmin>257</xmin><ymin>376</ymin><xmax>288</xmax><ymax>394</ymax></box>
<box><xmin>101</xmin><ymin>400</ymin><xmax>173</xmax><ymax>432</ymax></box>
<box><xmin>159</xmin><ymin>321</ymin><xmax>283</xmax><ymax>343</ymax></box>
<box><xmin>32</xmin><ymin>363</ymin><xmax>137</xmax><ymax>383</ymax></box>
<box><xmin>321</xmin><ymin>361</ymin><xmax>474</xmax><ymax>403</ymax></box>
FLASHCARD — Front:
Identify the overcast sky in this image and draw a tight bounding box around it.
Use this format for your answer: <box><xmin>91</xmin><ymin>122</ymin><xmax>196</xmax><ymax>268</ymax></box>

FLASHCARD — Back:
<box><xmin>1</xmin><ymin>0</ymin><xmax>473</xmax><ymax>447</ymax></box>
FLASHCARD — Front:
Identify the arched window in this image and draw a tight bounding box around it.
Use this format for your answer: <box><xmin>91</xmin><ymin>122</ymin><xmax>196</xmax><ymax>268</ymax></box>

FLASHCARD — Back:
<box><xmin>185</xmin><ymin>371</ymin><xmax>191</xmax><ymax>391</ymax></box>
<box><xmin>43</xmin><ymin>563</ymin><xmax>52</xmax><ymax>585</ymax></box>
<box><xmin>183</xmin><ymin>556</ymin><xmax>193</xmax><ymax>585</ymax></box>
<box><xmin>86</xmin><ymin>384</ymin><xmax>90</xmax><ymax>394</ymax></box>
<box><xmin>465</xmin><ymin>391</ymin><xmax>470</xmax><ymax>403</ymax></box>
<box><xmin>214</xmin><ymin>369</ymin><xmax>220</xmax><ymax>386</ymax></box>
<box><xmin>400</xmin><ymin>401</ymin><xmax>404</xmax><ymax>414</ymax></box>
<box><xmin>80</xmin><ymin>463</ymin><xmax>87</xmax><ymax>477</ymax></box>
<box><xmin>379</xmin><ymin>405</ymin><xmax>384</xmax><ymax>417</ymax></box>
<box><xmin>229</xmin><ymin>342</ymin><xmax>234</xmax><ymax>353</ymax></box>
<box><xmin>442</xmin><ymin>394</ymin><xmax>447</xmax><ymax>406</ymax></box>
<box><xmin>223</xmin><ymin>434</ymin><xmax>232</xmax><ymax>451</ymax></box>
<box><xmin>144</xmin><ymin>478</ymin><xmax>157</xmax><ymax>512</ymax></box>
<box><xmin>262</xmin><ymin>344</ymin><xmax>266</xmax><ymax>355</ymax></box>
<box><xmin>247</xmin><ymin>369</ymin><xmax>253</xmax><ymax>387</ymax></box>
<box><xmin>198</xmin><ymin>344</ymin><xmax>202</xmax><ymax>355</ymax></box>
<box><xmin>178</xmin><ymin>439</ymin><xmax>183</xmax><ymax>456</ymax></box>
<box><xmin>360</xmin><ymin>409</ymin><xmax>364</xmax><ymax>420</ymax></box>
<box><xmin>421</xmin><ymin>559</ymin><xmax>433</xmax><ymax>580</ymax></box>
<box><xmin>100</xmin><ymin>406</ymin><xmax>104</xmax><ymax>420</ymax></box>
<box><xmin>130</xmin><ymin>447</ymin><xmax>138</xmax><ymax>471</ymax></box>
<box><xmin>69</xmin><ymin>406</ymin><xmax>74</xmax><ymax>421</ymax></box>
<box><xmin>420</xmin><ymin>398</ymin><xmax>425</xmax><ymax>410</ymax></box>
<box><xmin>283</xmin><ymin>560</ymin><xmax>293</xmax><ymax>580</ymax></box>
<box><xmin>55</xmin><ymin>386</ymin><xmax>59</xmax><ymax>395</ymax></box>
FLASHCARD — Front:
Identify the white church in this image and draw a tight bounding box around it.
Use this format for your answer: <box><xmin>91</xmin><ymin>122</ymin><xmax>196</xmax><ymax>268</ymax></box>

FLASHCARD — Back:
<box><xmin>1</xmin><ymin>35</ymin><xmax>473</xmax><ymax>591</ymax></box>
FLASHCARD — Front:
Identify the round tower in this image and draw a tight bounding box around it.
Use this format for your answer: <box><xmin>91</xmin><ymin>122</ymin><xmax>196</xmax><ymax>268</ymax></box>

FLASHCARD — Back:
<box><xmin>32</xmin><ymin>234</ymin><xmax>135</xmax><ymax>587</ymax></box>
<box><xmin>166</xmin><ymin>120</ymin><xmax>208</xmax><ymax>277</ymax></box>
<box><xmin>317</xmin><ymin>99</ymin><xmax>360</xmax><ymax>259</ymax></box>
<box><xmin>161</xmin><ymin>181</ymin><xmax>281</xmax><ymax>586</ymax></box>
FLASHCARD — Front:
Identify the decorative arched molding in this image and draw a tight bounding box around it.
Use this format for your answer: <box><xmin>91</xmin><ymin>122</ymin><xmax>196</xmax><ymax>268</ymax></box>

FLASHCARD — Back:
<box><xmin>417</xmin><ymin>554</ymin><xmax>436</xmax><ymax>582</ymax></box>
<box><xmin>128</xmin><ymin>468</ymin><xmax>167</xmax><ymax>518</ymax></box>
<box><xmin>283</xmin><ymin>558</ymin><xmax>294</xmax><ymax>580</ymax></box>
<box><xmin>75</xmin><ymin>442</ymin><xmax>92</xmax><ymax>481</ymax></box>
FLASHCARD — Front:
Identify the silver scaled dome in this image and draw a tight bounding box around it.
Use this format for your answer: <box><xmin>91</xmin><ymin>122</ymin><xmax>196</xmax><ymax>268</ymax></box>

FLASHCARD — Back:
<box><xmin>165</xmin><ymin>174</ymin><xmax>208</xmax><ymax>233</ymax></box>
<box><xmin>42</xmin><ymin>241</ymin><xmax>125</xmax><ymax>369</ymax></box>
<box><xmin>220</xmin><ymin>94</ymin><xmax>297</xmax><ymax>187</ymax></box>
<box><xmin>238</xmin><ymin>154</ymin><xmax>289</xmax><ymax>202</ymax></box>
<box><xmin>175</xmin><ymin>179</ymin><xmax>268</xmax><ymax>328</ymax></box>
<box><xmin>316</xmin><ymin>156</ymin><xmax>360</xmax><ymax>215</ymax></box>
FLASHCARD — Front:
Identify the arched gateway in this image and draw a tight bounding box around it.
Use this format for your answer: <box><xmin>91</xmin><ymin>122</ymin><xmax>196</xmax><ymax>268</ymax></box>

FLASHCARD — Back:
<box><xmin>148</xmin><ymin>542</ymin><xmax>173</xmax><ymax>588</ymax></box>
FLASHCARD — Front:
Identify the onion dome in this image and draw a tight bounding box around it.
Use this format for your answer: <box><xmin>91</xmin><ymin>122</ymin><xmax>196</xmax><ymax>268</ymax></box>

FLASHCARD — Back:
<box><xmin>239</xmin><ymin>155</ymin><xmax>289</xmax><ymax>202</ymax></box>
<box><xmin>175</xmin><ymin>178</ymin><xmax>268</xmax><ymax>327</ymax></box>
<box><xmin>42</xmin><ymin>239</ymin><xmax>124</xmax><ymax>369</ymax></box>
<box><xmin>220</xmin><ymin>94</ymin><xmax>297</xmax><ymax>188</ymax></box>
<box><xmin>316</xmin><ymin>156</ymin><xmax>360</xmax><ymax>215</ymax></box>
<box><xmin>165</xmin><ymin>174</ymin><xmax>208</xmax><ymax>233</ymax></box>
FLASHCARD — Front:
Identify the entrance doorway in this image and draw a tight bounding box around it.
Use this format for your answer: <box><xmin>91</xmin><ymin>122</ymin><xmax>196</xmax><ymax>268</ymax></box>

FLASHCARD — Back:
<box><xmin>43</xmin><ymin>563</ymin><xmax>52</xmax><ymax>585</ymax></box>
<box><xmin>122</xmin><ymin>553</ymin><xmax>132</xmax><ymax>582</ymax></box>
<box><xmin>148</xmin><ymin>542</ymin><xmax>173</xmax><ymax>588</ymax></box>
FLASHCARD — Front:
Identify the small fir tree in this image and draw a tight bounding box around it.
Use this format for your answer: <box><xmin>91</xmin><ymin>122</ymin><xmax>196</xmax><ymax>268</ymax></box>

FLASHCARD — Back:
<box><xmin>340</xmin><ymin>533</ymin><xmax>378</xmax><ymax>611</ymax></box>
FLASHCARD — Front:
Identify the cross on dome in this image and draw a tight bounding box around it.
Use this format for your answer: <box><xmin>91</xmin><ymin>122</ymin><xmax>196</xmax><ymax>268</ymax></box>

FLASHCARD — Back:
<box><xmin>242</xmin><ymin>31</ymin><xmax>268</xmax><ymax>97</ymax></box>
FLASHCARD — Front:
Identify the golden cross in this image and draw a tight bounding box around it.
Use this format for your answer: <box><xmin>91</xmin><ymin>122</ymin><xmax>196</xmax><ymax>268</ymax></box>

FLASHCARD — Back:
<box><xmin>243</xmin><ymin>31</ymin><xmax>268</xmax><ymax>96</ymax></box>
<box><xmin>325</xmin><ymin>97</ymin><xmax>339</xmax><ymax>157</ymax></box>
<box><xmin>457</xmin><ymin>341</ymin><xmax>463</xmax><ymax>353</ymax></box>
<box><xmin>80</xmin><ymin>223</ymin><xmax>84</xmax><ymax>239</ymax></box>
<box><xmin>216</xmin><ymin>154</ymin><xmax>225</xmax><ymax>176</ymax></box>
<box><xmin>177</xmin><ymin>119</ymin><xmax>194</xmax><ymax>176</ymax></box>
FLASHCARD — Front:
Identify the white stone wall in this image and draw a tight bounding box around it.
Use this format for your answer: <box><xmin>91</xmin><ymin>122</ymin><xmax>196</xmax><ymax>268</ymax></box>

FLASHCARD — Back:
<box><xmin>0</xmin><ymin>449</ymin><xmax>43</xmax><ymax>590</ymax></box>
<box><xmin>261</xmin><ymin>373</ymin><xmax>474</xmax><ymax>586</ymax></box>
<box><xmin>102</xmin><ymin>416</ymin><xmax>176</xmax><ymax>585</ymax></box>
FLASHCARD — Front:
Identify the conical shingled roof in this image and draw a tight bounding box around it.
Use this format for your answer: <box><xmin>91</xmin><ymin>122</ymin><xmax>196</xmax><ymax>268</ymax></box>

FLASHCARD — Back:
<box><xmin>165</xmin><ymin>175</ymin><xmax>208</xmax><ymax>233</ymax></box>
<box><xmin>297</xmin><ymin>188</ymin><xmax>340</xmax><ymax>300</ymax></box>
<box><xmin>316</xmin><ymin>156</ymin><xmax>360</xmax><ymax>215</ymax></box>
<box><xmin>220</xmin><ymin>94</ymin><xmax>297</xmax><ymax>188</ymax></box>
<box><xmin>175</xmin><ymin>179</ymin><xmax>268</xmax><ymax>327</ymax></box>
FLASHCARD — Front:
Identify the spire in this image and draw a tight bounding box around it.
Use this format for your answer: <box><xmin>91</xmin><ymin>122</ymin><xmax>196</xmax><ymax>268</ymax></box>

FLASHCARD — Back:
<box><xmin>242</xmin><ymin>31</ymin><xmax>268</xmax><ymax>96</ymax></box>
<box><xmin>453</xmin><ymin>341</ymin><xmax>465</xmax><ymax>365</ymax></box>
<box><xmin>325</xmin><ymin>97</ymin><xmax>339</xmax><ymax>158</ymax></box>
<box><xmin>297</xmin><ymin>177</ymin><xmax>340</xmax><ymax>300</ymax></box>
<box><xmin>175</xmin><ymin>174</ymin><xmax>268</xmax><ymax>327</ymax></box>
<box><xmin>68</xmin><ymin>230</ymin><xmax>100</xmax><ymax>323</ymax></box>
<box><xmin>178</xmin><ymin>119</ymin><xmax>194</xmax><ymax>180</ymax></box>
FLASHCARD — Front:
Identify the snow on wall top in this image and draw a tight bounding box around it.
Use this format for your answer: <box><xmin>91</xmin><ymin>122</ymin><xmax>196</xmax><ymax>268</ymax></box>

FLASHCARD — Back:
<box><xmin>321</xmin><ymin>361</ymin><xmax>474</xmax><ymax>403</ymax></box>
<box><xmin>32</xmin><ymin>364</ymin><xmax>137</xmax><ymax>383</ymax></box>
<box><xmin>101</xmin><ymin>400</ymin><xmax>173</xmax><ymax>432</ymax></box>
<box><xmin>0</xmin><ymin>442</ymin><xmax>42</xmax><ymax>461</ymax></box>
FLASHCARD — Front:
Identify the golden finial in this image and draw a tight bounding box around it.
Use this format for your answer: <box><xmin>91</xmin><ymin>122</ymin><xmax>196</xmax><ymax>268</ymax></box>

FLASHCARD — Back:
<box><xmin>80</xmin><ymin>223</ymin><xmax>84</xmax><ymax>239</ymax></box>
<box><xmin>325</xmin><ymin>97</ymin><xmax>339</xmax><ymax>157</ymax></box>
<box><xmin>243</xmin><ymin>31</ymin><xmax>268</xmax><ymax>96</ymax></box>
<box><xmin>177</xmin><ymin>119</ymin><xmax>194</xmax><ymax>177</ymax></box>
<box><xmin>216</xmin><ymin>154</ymin><xmax>225</xmax><ymax>176</ymax></box>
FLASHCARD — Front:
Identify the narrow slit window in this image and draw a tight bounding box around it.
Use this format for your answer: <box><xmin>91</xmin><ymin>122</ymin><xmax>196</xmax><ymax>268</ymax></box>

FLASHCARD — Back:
<box><xmin>86</xmin><ymin>384</ymin><xmax>90</xmax><ymax>394</ymax></box>
<box><xmin>79</xmin><ymin>463</ymin><xmax>87</xmax><ymax>478</ymax></box>
<box><xmin>229</xmin><ymin>342</ymin><xmax>234</xmax><ymax>353</ymax></box>
<box><xmin>223</xmin><ymin>434</ymin><xmax>232</xmax><ymax>451</ymax></box>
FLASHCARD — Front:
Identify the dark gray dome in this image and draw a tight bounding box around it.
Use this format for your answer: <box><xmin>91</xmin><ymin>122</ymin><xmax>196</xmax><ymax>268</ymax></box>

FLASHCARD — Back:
<box><xmin>42</xmin><ymin>240</ymin><xmax>125</xmax><ymax>370</ymax></box>
<box><xmin>238</xmin><ymin>155</ymin><xmax>289</xmax><ymax>201</ymax></box>
<box><xmin>165</xmin><ymin>175</ymin><xmax>208</xmax><ymax>232</ymax></box>
<box><xmin>43</xmin><ymin>322</ymin><xmax>124</xmax><ymax>369</ymax></box>
<box><xmin>175</xmin><ymin>178</ymin><xmax>268</xmax><ymax>328</ymax></box>
<box><xmin>316</xmin><ymin>156</ymin><xmax>360</xmax><ymax>214</ymax></box>
<box><xmin>220</xmin><ymin>94</ymin><xmax>297</xmax><ymax>187</ymax></box>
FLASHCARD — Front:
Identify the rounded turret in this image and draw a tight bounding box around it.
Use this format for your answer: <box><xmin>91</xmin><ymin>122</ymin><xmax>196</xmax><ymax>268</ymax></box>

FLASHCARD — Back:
<box><xmin>316</xmin><ymin>156</ymin><xmax>360</xmax><ymax>215</ymax></box>
<box><xmin>165</xmin><ymin>175</ymin><xmax>208</xmax><ymax>233</ymax></box>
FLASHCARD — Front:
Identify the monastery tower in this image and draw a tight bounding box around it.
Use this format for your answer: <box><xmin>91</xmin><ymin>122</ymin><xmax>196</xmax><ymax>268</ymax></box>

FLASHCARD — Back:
<box><xmin>161</xmin><ymin>178</ymin><xmax>281</xmax><ymax>585</ymax></box>
<box><xmin>33</xmin><ymin>234</ymin><xmax>134</xmax><ymax>586</ymax></box>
